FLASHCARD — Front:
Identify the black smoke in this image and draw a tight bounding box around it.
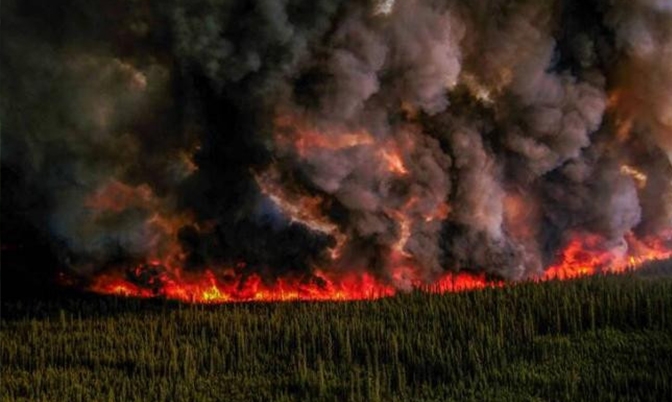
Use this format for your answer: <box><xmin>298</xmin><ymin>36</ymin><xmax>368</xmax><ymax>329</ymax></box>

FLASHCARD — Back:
<box><xmin>2</xmin><ymin>0</ymin><xmax>671</xmax><ymax>294</ymax></box>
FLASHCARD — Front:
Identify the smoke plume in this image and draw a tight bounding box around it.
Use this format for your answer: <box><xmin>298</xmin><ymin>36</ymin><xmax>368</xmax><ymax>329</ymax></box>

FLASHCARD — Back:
<box><xmin>2</xmin><ymin>0</ymin><xmax>671</xmax><ymax>292</ymax></box>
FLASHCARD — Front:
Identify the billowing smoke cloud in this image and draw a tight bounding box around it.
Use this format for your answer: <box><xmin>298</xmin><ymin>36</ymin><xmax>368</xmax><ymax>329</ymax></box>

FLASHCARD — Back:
<box><xmin>2</xmin><ymin>0</ymin><xmax>671</xmax><ymax>289</ymax></box>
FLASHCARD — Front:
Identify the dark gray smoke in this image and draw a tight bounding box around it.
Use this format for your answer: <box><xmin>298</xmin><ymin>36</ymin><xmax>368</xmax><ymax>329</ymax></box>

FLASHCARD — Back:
<box><xmin>2</xmin><ymin>0</ymin><xmax>671</xmax><ymax>289</ymax></box>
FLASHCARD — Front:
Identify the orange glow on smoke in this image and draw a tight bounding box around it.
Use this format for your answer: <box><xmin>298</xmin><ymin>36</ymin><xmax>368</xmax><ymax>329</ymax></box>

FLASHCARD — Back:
<box><xmin>81</xmin><ymin>114</ymin><xmax>671</xmax><ymax>304</ymax></box>
<box><xmin>380</xmin><ymin>147</ymin><xmax>409</xmax><ymax>175</ymax></box>
<box><xmin>275</xmin><ymin>113</ymin><xmax>374</xmax><ymax>158</ymax></box>
<box><xmin>293</xmin><ymin>130</ymin><xmax>375</xmax><ymax>157</ymax></box>
<box><xmin>254</xmin><ymin>167</ymin><xmax>347</xmax><ymax>259</ymax></box>
<box><xmin>274</xmin><ymin>111</ymin><xmax>412</xmax><ymax>179</ymax></box>
<box><xmin>387</xmin><ymin>198</ymin><xmax>416</xmax><ymax>257</ymax></box>
<box><xmin>85</xmin><ymin>180</ymin><xmax>154</xmax><ymax>213</ymax></box>
<box><xmin>608</xmin><ymin>89</ymin><xmax>635</xmax><ymax>143</ymax></box>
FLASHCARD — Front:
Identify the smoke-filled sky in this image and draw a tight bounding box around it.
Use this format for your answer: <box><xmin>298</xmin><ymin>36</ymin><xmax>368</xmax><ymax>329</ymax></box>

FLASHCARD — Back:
<box><xmin>2</xmin><ymin>0</ymin><xmax>672</xmax><ymax>291</ymax></box>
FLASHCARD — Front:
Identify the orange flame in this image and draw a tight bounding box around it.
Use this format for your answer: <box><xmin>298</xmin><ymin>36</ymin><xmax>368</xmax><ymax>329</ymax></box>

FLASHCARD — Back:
<box><xmin>79</xmin><ymin>114</ymin><xmax>672</xmax><ymax>304</ymax></box>
<box><xmin>90</xmin><ymin>266</ymin><xmax>398</xmax><ymax>302</ymax></box>
<box><xmin>543</xmin><ymin>230</ymin><xmax>672</xmax><ymax>280</ymax></box>
<box><xmin>84</xmin><ymin>230</ymin><xmax>671</xmax><ymax>303</ymax></box>
<box><xmin>88</xmin><ymin>263</ymin><xmax>499</xmax><ymax>303</ymax></box>
<box><xmin>380</xmin><ymin>148</ymin><xmax>409</xmax><ymax>175</ymax></box>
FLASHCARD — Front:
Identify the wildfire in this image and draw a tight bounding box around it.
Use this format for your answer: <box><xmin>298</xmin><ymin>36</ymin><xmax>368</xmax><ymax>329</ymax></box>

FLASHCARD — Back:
<box><xmin>83</xmin><ymin>229</ymin><xmax>672</xmax><ymax>303</ymax></box>
<box><xmin>543</xmin><ymin>230</ymin><xmax>672</xmax><ymax>280</ymax></box>
<box><xmin>77</xmin><ymin>113</ymin><xmax>672</xmax><ymax>305</ymax></box>
<box><xmin>88</xmin><ymin>263</ymin><xmax>499</xmax><ymax>303</ymax></box>
<box><xmin>90</xmin><ymin>266</ymin><xmax>398</xmax><ymax>303</ymax></box>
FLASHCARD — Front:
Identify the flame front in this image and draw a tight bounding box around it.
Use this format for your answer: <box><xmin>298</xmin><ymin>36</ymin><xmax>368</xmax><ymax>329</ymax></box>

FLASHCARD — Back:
<box><xmin>81</xmin><ymin>113</ymin><xmax>672</xmax><ymax>303</ymax></box>
<box><xmin>543</xmin><ymin>230</ymin><xmax>672</xmax><ymax>280</ymax></box>
<box><xmin>88</xmin><ymin>265</ymin><xmax>498</xmax><ymax>303</ymax></box>
<box><xmin>85</xmin><ymin>230</ymin><xmax>671</xmax><ymax>303</ymax></box>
